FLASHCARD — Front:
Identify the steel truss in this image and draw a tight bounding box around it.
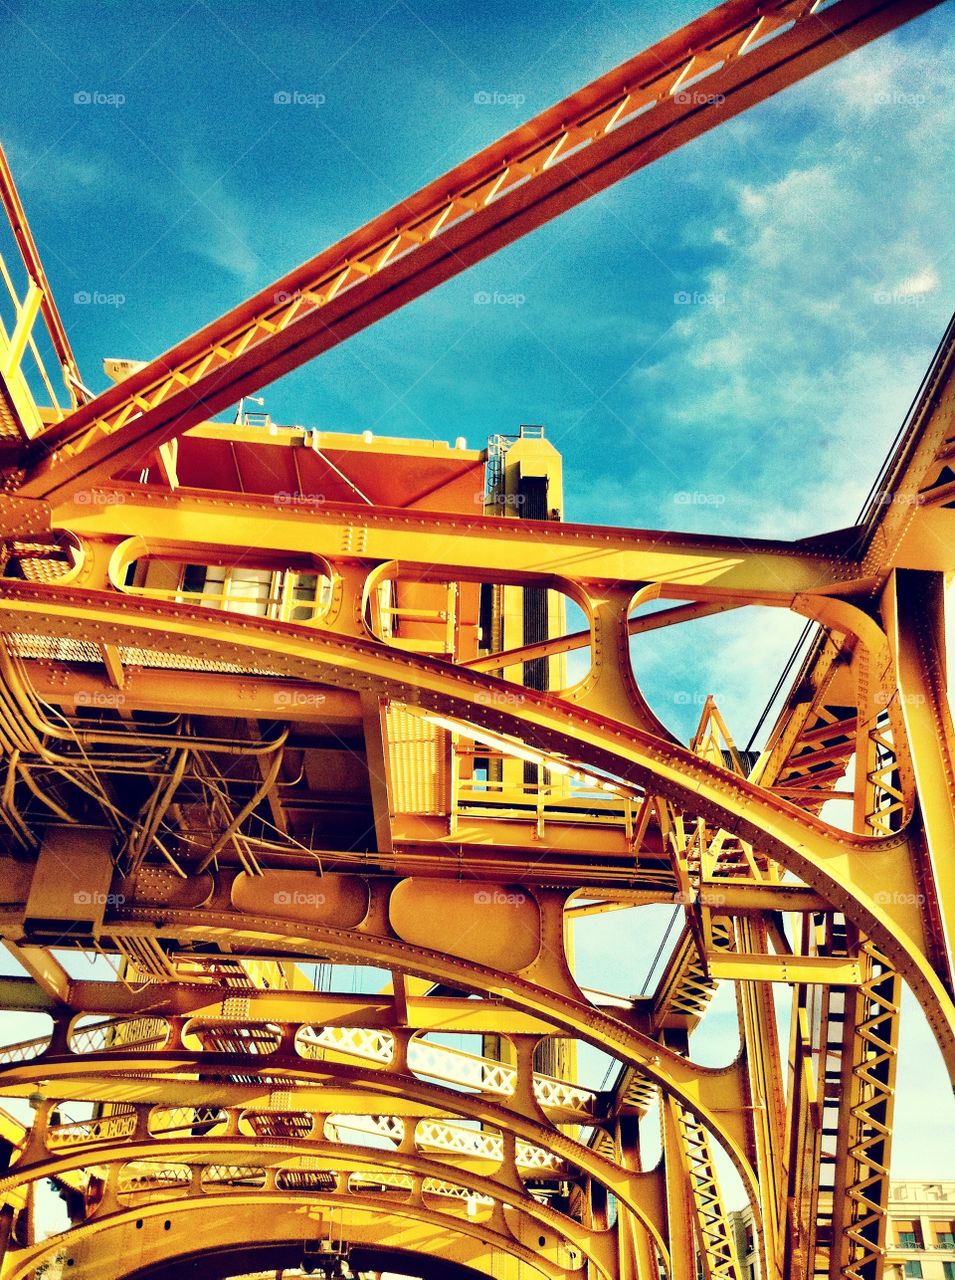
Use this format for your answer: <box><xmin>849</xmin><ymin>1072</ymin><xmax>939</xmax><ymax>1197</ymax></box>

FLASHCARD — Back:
<box><xmin>0</xmin><ymin>2</ymin><xmax>951</xmax><ymax>1278</ymax></box>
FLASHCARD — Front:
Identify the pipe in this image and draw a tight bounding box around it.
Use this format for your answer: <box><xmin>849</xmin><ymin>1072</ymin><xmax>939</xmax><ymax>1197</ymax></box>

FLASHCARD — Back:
<box><xmin>194</xmin><ymin>742</ymin><xmax>285</xmax><ymax>873</ymax></box>
<box><xmin>16</xmin><ymin>761</ymin><xmax>75</xmax><ymax>823</ymax></box>
<box><xmin>126</xmin><ymin>746</ymin><xmax>190</xmax><ymax>870</ymax></box>
<box><xmin>2</xmin><ymin>750</ymin><xmax>37</xmax><ymax>850</ymax></box>
<box><xmin>0</xmin><ymin>644</ymin><xmax>283</xmax><ymax>757</ymax></box>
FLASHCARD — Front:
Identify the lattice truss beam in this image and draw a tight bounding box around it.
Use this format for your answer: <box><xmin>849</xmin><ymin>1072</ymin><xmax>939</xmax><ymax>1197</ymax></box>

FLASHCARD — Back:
<box><xmin>0</xmin><ymin>1</ymin><xmax>951</xmax><ymax>1279</ymax></box>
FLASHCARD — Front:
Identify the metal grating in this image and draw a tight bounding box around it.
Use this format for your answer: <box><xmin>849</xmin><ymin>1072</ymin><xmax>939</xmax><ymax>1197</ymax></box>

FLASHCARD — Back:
<box><xmin>0</xmin><ymin>384</ymin><xmax>21</xmax><ymax>439</ymax></box>
<box><xmin>386</xmin><ymin>701</ymin><xmax>449</xmax><ymax>814</ymax></box>
<box><xmin>4</xmin><ymin>630</ymin><xmax>269</xmax><ymax>676</ymax></box>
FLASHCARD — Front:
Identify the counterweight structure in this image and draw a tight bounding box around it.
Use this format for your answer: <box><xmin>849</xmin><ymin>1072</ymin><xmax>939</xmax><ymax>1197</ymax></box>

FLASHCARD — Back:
<box><xmin>0</xmin><ymin>2</ymin><xmax>952</xmax><ymax>1278</ymax></box>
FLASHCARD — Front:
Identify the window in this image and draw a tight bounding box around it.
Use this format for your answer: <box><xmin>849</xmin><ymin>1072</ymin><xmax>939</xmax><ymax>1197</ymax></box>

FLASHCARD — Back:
<box><xmin>938</xmin><ymin>1231</ymin><xmax>955</xmax><ymax>1250</ymax></box>
<box><xmin>607</xmin><ymin>1192</ymin><xmax>617</xmax><ymax>1229</ymax></box>
<box><xmin>217</xmin><ymin>566</ymin><xmax>273</xmax><ymax>617</ymax></box>
<box><xmin>899</xmin><ymin>1232</ymin><xmax>919</xmax><ymax>1250</ymax></box>
<box><xmin>176</xmin><ymin>564</ymin><xmax>327</xmax><ymax>621</ymax></box>
<box><xmin>903</xmin><ymin>1264</ymin><xmax>922</xmax><ymax>1279</ymax></box>
<box><xmin>289</xmin><ymin>572</ymin><xmax>319</xmax><ymax>621</ymax></box>
<box><xmin>942</xmin><ymin>1262</ymin><xmax>955</xmax><ymax>1280</ymax></box>
<box><xmin>181</xmin><ymin>563</ymin><xmax>208</xmax><ymax>596</ymax></box>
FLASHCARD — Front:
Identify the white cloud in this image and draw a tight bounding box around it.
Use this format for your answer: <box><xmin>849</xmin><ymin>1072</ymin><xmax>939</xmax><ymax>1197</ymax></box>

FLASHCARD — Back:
<box><xmin>5</xmin><ymin>134</ymin><xmax>109</xmax><ymax>204</ymax></box>
<box><xmin>830</xmin><ymin>30</ymin><xmax>954</xmax><ymax>120</ymax></box>
<box><xmin>891</xmin><ymin>267</ymin><xmax>939</xmax><ymax>296</ymax></box>
<box><xmin>174</xmin><ymin>156</ymin><xmax>263</xmax><ymax>286</ymax></box>
<box><xmin>632</xmin><ymin>606</ymin><xmax>807</xmax><ymax>748</ymax></box>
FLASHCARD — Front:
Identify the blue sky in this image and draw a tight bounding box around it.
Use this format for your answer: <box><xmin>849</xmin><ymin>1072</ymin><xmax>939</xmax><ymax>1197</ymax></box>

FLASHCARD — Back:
<box><xmin>2</xmin><ymin>0</ymin><xmax>954</xmax><ymax>1201</ymax></box>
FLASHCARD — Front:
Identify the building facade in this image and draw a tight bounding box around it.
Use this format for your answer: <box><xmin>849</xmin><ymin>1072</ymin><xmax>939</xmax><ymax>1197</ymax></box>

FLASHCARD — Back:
<box><xmin>729</xmin><ymin>1205</ymin><xmax>760</xmax><ymax>1280</ymax></box>
<box><xmin>885</xmin><ymin>1183</ymin><xmax>955</xmax><ymax>1279</ymax></box>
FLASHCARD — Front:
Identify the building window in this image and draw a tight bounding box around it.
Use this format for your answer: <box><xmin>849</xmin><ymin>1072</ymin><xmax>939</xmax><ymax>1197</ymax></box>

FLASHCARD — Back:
<box><xmin>942</xmin><ymin>1262</ymin><xmax>955</xmax><ymax>1280</ymax></box>
<box><xmin>899</xmin><ymin>1232</ymin><xmax>920</xmax><ymax>1250</ymax></box>
<box><xmin>903</xmin><ymin>1264</ymin><xmax>922</xmax><ymax>1279</ymax></box>
<box><xmin>938</xmin><ymin>1231</ymin><xmax>955</xmax><ymax>1250</ymax></box>
<box><xmin>289</xmin><ymin>571</ymin><xmax>320</xmax><ymax>621</ymax></box>
<box><xmin>175</xmin><ymin>564</ymin><xmax>327</xmax><ymax>622</ymax></box>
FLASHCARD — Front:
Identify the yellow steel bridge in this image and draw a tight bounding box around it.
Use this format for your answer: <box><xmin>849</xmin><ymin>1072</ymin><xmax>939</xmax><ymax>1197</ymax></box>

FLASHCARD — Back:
<box><xmin>0</xmin><ymin>2</ymin><xmax>952</xmax><ymax>1278</ymax></box>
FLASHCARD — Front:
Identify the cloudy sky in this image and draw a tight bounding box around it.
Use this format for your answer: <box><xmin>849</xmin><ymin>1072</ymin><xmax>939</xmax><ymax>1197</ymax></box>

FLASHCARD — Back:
<box><xmin>2</xmin><ymin>0</ymin><xmax>953</xmax><ymax>1207</ymax></box>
